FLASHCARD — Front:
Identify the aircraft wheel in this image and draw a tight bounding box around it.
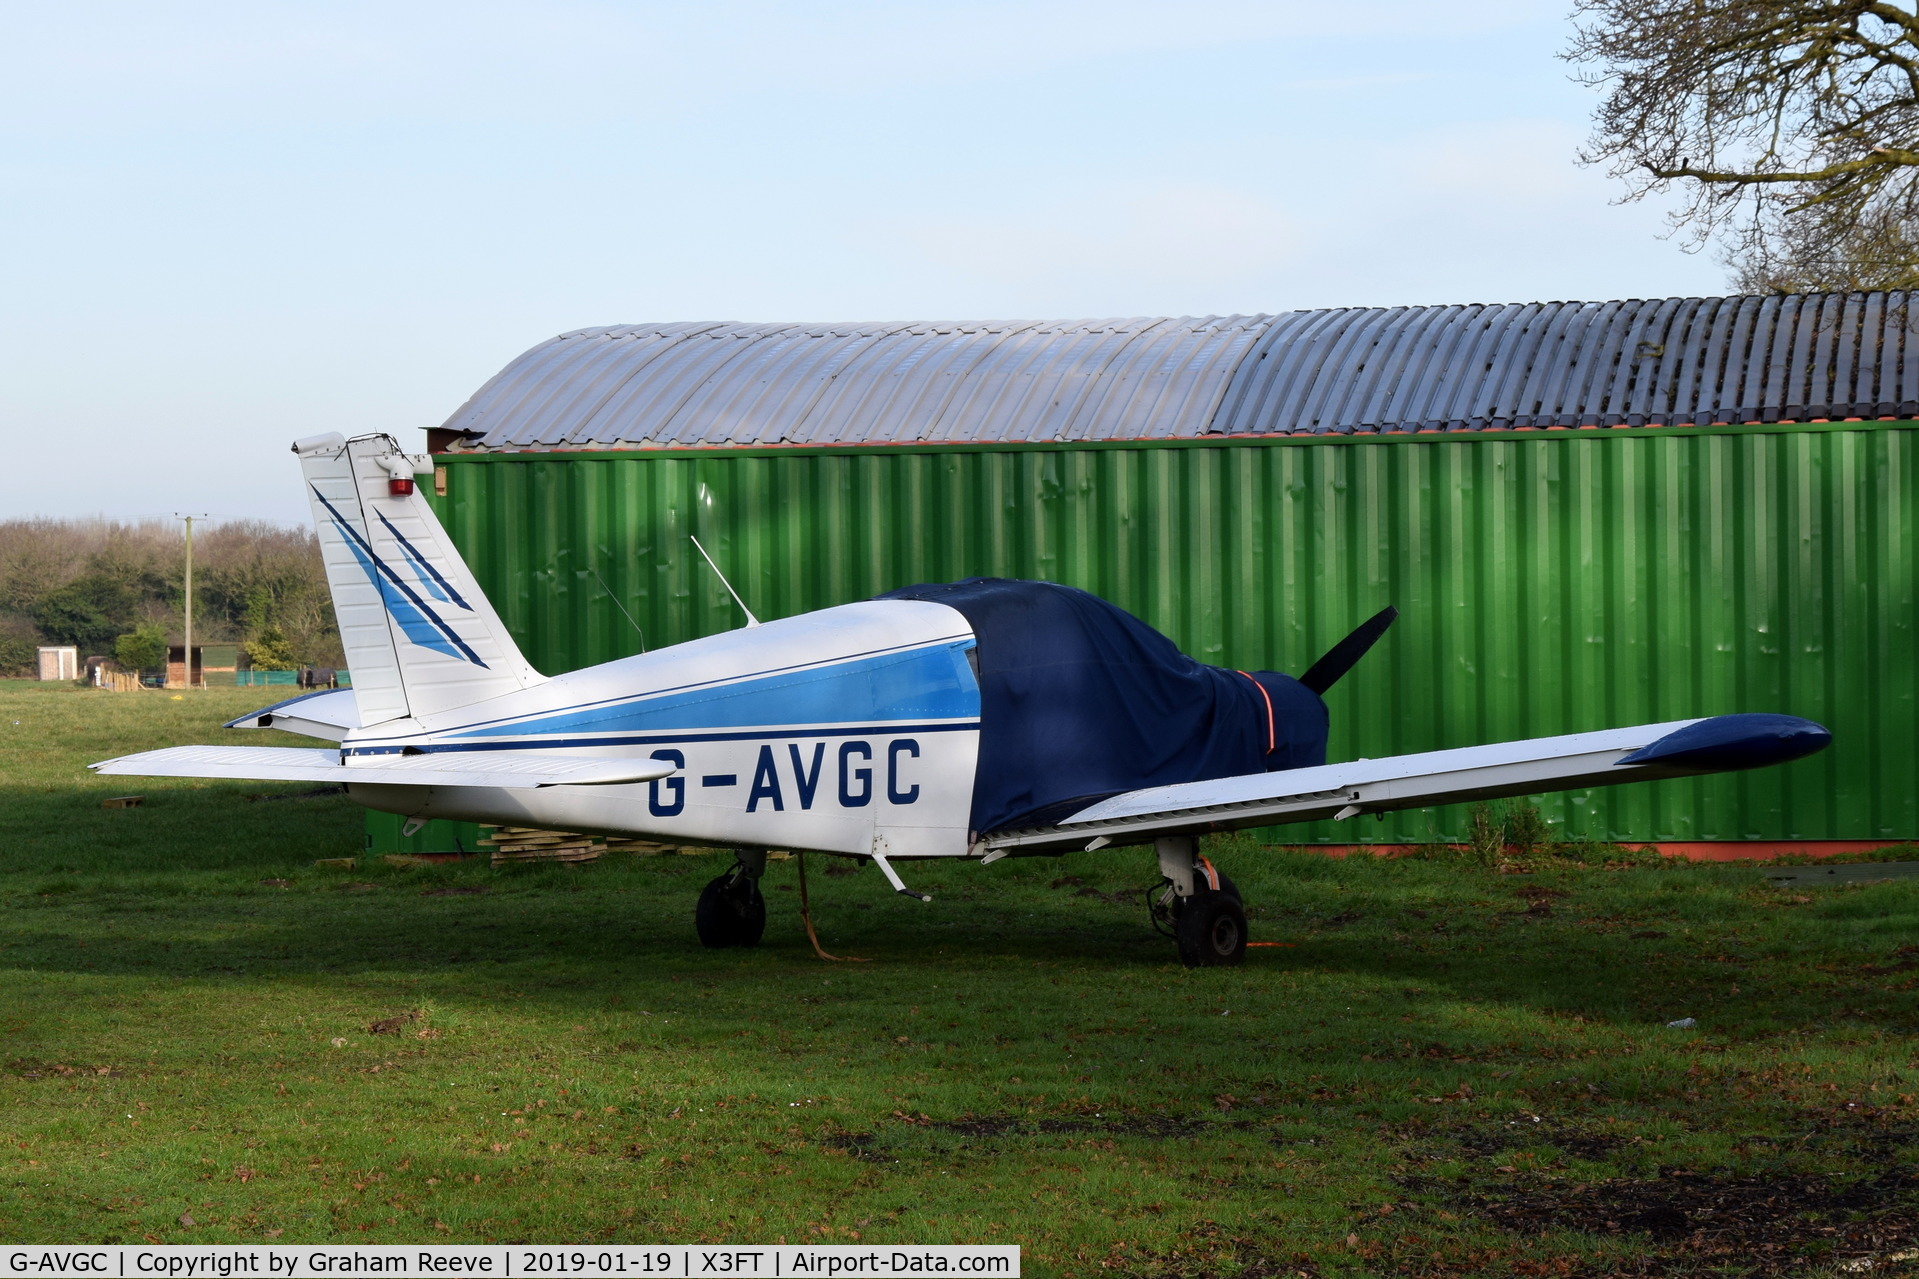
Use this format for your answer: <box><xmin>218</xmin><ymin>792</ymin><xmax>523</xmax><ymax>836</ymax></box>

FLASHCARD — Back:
<box><xmin>1175</xmin><ymin>890</ymin><xmax>1247</xmax><ymax>968</ymax></box>
<box><xmin>1167</xmin><ymin>873</ymin><xmax>1239</xmax><ymax>921</ymax></box>
<box><xmin>695</xmin><ymin>872</ymin><xmax>766</xmax><ymax>948</ymax></box>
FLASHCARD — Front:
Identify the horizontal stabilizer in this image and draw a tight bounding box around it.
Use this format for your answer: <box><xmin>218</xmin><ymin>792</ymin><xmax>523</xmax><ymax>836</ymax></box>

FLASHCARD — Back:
<box><xmin>90</xmin><ymin>745</ymin><xmax>677</xmax><ymax>790</ymax></box>
<box><xmin>984</xmin><ymin>713</ymin><xmax>1830</xmax><ymax>852</ymax></box>
<box><xmin>223</xmin><ymin>688</ymin><xmax>362</xmax><ymax>739</ymax></box>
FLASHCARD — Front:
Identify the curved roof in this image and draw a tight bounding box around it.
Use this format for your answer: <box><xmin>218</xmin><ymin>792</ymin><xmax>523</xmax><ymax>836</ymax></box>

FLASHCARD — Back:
<box><xmin>440</xmin><ymin>294</ymin><xmax>1919</xmax><ymax>451</ymax></box>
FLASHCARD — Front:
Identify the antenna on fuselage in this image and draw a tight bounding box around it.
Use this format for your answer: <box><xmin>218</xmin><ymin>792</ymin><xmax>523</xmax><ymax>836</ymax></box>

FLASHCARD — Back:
<box><xmin>589</xmin><ymin>567</ymin><xmax>646</xmax><ymax>653</ymax></box>
<box><xmin>690</xmin><ymin>535</ymin><xmax>761</xmax><ymax>628</ymax></box>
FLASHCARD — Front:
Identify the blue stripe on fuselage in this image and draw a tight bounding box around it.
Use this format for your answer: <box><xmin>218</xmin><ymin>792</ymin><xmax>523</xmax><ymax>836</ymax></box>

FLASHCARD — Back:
<box><xmin>342</xmin><ymin>720</ymin><xmax>978</xmax><ymax>756</ymax></box>
<box><xmin>446</xmin><ymin>640</ymin><xmax>979</xmax><ymax>740</ymax></box>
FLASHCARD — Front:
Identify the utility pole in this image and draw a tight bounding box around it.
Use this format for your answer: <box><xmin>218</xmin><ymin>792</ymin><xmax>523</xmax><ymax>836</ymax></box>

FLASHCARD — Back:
<box><xmin>177</xmin><ymin>513</ymin><xmax>207</xmax><ymax>689</ymax></box>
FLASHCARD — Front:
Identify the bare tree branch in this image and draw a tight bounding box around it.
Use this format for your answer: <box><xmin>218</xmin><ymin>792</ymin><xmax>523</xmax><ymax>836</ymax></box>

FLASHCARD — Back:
<box><xmin>1567</xmin><ymin>1</ymin><xmax>1919</xmax><ymax>286</ymax></box>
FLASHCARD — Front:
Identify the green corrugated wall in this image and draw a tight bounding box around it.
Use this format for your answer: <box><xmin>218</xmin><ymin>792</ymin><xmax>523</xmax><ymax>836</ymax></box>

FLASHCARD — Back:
<box><xmin>390</xmin><ymin>422</ymin><xmax>1917</xmax><ymax>849</ymax></box>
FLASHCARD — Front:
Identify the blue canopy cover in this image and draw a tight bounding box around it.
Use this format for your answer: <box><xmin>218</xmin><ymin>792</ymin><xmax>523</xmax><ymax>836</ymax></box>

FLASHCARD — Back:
<box><xmin>878</xmin><ymin>579</ymin><xmax>1327</xmax><ymax>834</ymax></box>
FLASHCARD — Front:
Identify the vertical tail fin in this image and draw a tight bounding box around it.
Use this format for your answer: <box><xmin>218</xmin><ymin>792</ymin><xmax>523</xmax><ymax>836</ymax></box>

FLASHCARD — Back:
<box><xmin>295</xmin><ymin>432</ymin><xmax>544</xmax><ymax>725</ymax></box>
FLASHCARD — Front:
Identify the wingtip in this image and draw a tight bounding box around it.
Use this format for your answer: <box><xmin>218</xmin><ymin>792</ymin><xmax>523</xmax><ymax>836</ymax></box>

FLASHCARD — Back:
<box><xmin>1616</xmin><ymin>713</ymin><xmax>1831</xmax><ymax>773</ymax></box>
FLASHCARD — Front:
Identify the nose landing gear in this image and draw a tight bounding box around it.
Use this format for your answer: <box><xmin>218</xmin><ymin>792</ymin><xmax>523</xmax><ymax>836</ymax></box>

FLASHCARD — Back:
<box><xmin>1151</xmin><ymin>836</ymin><xmax>1246</xmax><ymax>968</ymax></box>
<box><xmin>695</xmin><ymin>849</ymin><xmax>767</xmax><ymax>948</ymax></box>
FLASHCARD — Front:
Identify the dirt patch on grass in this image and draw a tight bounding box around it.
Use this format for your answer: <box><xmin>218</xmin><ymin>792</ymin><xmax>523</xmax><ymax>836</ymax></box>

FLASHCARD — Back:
<box><xmin>368</xmin><ymin>1010</ymin><xmax>423</xmax><ymax>1035</ymax></box>
<box><xmin>1435</xmin><ymin>1116</ymin><xmax>1636</xmax><ymax>1165</ymax></box>
<box><xmin>928</xmin><ymin>1111</ymin><xmax>1211</xmax><ymax>1140</ymax></box>
<box><xmin>1465</xmin><ymin>1166</ymin><xmax>1919</xmax><ymax>1275</ymax></box>
<box><xmin>1081</xmin><ymin>1220</ymin><xmax>1325</xmax><ymax>1279</ymax></box>
<box><xmin>1510</xmin><ymin>885</ymin><xmax>1571</xmax><ymax>918</ymax></box>
<box><xmin>1858</xmin><ymin>944</ymin><xmax>1919</xmax><ymax>977</ymax></box>
<box><xmin>7</xmin><ymin>1059</ymin><xmax>119</xmax><ymax>1080</ymax></box>
<box><xmin>820</xmin><ymin>1131</ymin><xmax>896</xmax><ymax>1163</ymax></box>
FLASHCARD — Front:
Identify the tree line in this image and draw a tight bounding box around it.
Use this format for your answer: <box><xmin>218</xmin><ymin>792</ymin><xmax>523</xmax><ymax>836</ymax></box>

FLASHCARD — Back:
<box><xmin>0</xmin><ymin>518</ymin><xmax>342</xmax><ymax>678</ymax></box>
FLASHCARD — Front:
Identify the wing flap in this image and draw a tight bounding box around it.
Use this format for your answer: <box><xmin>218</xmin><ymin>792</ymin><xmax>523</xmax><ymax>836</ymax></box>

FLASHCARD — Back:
<box><xmin>985</xmin><ymin>714</ymin><xmax>1830</xmax><ymax>852</ymax></box>
<box><xmin>90</xmin><ymin>745</ymin><xmax>677</xmax><ymax>789</ymax></box>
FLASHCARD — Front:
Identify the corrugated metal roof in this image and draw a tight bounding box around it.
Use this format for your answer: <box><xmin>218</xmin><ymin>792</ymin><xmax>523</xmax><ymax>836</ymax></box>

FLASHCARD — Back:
<box><xmin>440</xmin><ymin>294</ymin><xmax>1919</xmax><ymax>450</ymax></box>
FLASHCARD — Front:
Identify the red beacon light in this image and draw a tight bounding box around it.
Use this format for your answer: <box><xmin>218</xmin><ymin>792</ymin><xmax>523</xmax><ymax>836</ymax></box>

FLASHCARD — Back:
<box><xmin>378</xmin><ymin>453</ymin><xmax>421</xmax><ymax>497</ymax></box>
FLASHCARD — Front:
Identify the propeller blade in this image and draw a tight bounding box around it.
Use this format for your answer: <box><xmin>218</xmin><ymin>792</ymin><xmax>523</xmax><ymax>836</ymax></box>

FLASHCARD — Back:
<box><xmin>1297</xmin><ymin>605</ymin><xmax>1398</xmax><ymax>695</ymax></box>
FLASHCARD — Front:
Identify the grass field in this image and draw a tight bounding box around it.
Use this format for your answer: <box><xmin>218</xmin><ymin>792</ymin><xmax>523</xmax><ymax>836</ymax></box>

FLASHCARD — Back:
<box><xmin>3</xmin><ymin>681</ymin><xmax>1918</xmax><ymax>1275</ymax></box>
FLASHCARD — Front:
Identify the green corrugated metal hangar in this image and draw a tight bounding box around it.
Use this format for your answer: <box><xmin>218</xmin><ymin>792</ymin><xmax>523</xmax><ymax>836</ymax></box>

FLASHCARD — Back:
<box><xmin>370</xmin><ymin>294</ymin><xmax>1919</xmax><ymax>856</ymax></box>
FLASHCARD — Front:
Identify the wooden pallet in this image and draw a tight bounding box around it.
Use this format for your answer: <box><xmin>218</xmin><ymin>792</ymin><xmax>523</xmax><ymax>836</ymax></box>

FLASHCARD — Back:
<box><xmin>601</xmin><ymin>836</ymin><xmax>683</xmax><ymax>857</ymax></box>
<box><xmin>478</xmin><ymin>826</ymin><xmax>605</xmax><ymax>867</ymax></box>
<box><xmin>479</xmin><ymin>826</ymin><xmax>799</xmax><ymax>866</ymax></box>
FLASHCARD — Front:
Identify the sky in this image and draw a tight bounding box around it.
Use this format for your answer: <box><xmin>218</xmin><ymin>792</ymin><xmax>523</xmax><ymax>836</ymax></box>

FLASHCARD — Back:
<box><xmin>0</xmin><ymin>0</ymin><xmax>1727</xmax><ymax>527</ymax></box>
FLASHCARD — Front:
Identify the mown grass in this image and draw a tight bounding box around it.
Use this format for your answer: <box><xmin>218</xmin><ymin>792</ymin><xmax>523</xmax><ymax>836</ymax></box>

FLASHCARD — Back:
<box><xmin>2</xmin><ymin>680</ymin><xmax>1918</xmax><ymax>1276</ymax></box>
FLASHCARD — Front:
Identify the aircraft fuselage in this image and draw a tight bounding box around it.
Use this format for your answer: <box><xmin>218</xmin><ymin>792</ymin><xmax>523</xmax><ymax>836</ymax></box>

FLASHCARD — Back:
<box><xmin>341</xmin><ymin>599</ymin><xmax>984</xmax><ymax>860</ymax></box>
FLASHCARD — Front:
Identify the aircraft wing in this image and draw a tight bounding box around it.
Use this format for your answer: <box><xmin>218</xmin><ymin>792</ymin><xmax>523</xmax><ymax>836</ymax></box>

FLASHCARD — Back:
<box><xmin>982</xmin><ymin>713</ymin><xmax>1831</xmax><ymax>854</ymax></box>
<box><xmin>90</xmin><ymin>745</ymin><xmax>677</xmax><ymax>789</ymax></box>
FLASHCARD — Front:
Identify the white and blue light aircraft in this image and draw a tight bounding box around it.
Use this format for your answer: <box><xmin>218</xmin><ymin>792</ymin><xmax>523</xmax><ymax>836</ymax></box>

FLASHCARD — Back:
<box><xmin>94</xmin><ymin>433</ymin><xmax>1832</xmax><ymax>966</ymax></box>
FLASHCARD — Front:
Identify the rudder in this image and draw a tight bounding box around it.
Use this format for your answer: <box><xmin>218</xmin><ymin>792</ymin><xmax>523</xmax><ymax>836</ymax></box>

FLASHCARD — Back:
<box><xmin>294</xmin><ymin>432</ymin><xmax>544</xmax><ymax>725</ymax></box>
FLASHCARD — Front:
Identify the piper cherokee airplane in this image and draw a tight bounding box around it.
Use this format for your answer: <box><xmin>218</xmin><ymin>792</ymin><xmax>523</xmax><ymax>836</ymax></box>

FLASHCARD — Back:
<box><xmin>94</xmin><ymin>433</ymin><xmax>1833</xmax><ymax>967</ymax></box>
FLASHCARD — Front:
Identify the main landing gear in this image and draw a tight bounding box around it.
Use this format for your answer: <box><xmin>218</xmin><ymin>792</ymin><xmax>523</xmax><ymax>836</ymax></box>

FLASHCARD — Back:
<box><xmin>695</xmin><ymin>849</ymin><xmax>767</xmax><ymax>948</ymax></box>
<box><xmin>1150</xmin><ymin>835</ymin><xmax>1246</xmax><ymax>968</ymax></box>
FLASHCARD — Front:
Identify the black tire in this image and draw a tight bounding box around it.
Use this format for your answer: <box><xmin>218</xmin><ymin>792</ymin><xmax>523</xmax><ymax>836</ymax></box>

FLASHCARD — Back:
<box><xmin>1175</xmin><ymin>890</ymin><xmax>1247</xmax><ymax>967</ymax></box>
<box><xmin>695</xmin><ymin>872</ymin><xmax>766</xmax><ymax>949</ymax></box>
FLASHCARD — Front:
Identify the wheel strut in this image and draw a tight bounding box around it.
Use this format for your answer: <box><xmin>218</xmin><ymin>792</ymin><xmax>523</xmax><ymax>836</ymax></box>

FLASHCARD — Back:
<box><xmin>1153</xmin><ymin>836</ymin><xmax>1246</xmax><ymax>968</ymax></box>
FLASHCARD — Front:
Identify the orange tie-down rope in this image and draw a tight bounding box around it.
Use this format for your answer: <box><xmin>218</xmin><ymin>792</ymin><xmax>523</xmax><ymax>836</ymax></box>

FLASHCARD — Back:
<box><xmin>797</xmin><ymin>852</ymin><xmax>870</xmax><ymax>963</ymax></box>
